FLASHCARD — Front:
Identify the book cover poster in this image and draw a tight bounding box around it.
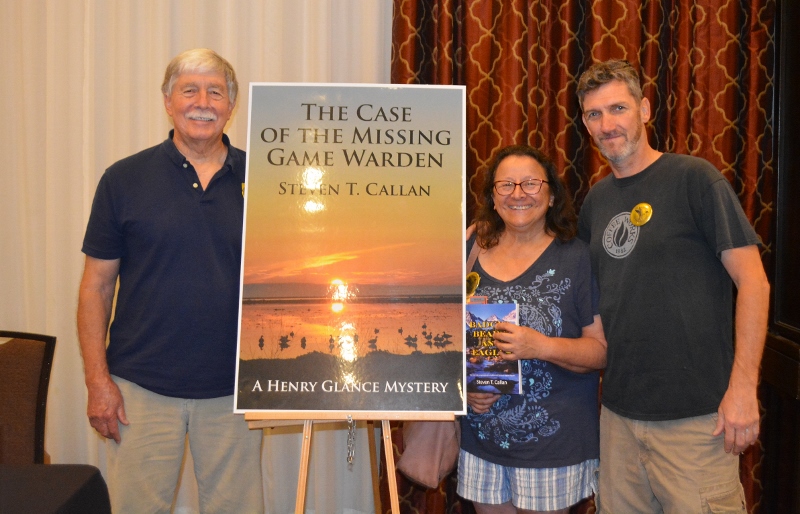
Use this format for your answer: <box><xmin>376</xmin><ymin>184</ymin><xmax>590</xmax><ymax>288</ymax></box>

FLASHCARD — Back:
<box><xmin>235</xmin><ymin>84</ymin><xmax>465</xmax><ymax>414</ymax></box>
<box><xmin>465</xmin><ymin>303</ymin><xmax>522</xmax><ymax>394</ymax></box>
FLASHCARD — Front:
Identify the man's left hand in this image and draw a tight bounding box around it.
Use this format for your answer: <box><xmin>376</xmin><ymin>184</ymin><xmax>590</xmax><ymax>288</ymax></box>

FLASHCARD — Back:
<box><xmin>713</xmin><ymin>381</ymin><xmax>759</xmax><ymax>455</ymax></box>
<box><xmin>714</xmin><ymin>245</ymin><xmax>769</xmax><ymax>456</ymax></box>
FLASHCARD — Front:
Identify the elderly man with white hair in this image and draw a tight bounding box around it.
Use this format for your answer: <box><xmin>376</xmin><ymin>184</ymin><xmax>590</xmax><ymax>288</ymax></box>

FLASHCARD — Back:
<box><xmin>77</xmin><ymin>48</ymin><xmax>263</xmax><ymax>513</ymax></box>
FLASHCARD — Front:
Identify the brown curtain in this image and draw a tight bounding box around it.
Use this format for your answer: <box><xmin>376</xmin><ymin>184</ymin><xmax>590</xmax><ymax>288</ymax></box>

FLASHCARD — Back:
<box><xmin>385</xmin><ymin>1</ymin><xmax>776</xmax><ymax>513</ymax></box>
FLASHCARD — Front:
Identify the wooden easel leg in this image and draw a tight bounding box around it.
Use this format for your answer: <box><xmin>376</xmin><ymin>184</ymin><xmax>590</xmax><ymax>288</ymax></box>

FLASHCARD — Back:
<box><xmin>381</xmin><ymin>420</ymin><xmax>401</xmax><ymax>514</ymax></box>
<box><xmin>295</xmin><ymin>419</ymin><xmax>314</xmax><ymax>514</ymax></box>
<box><xmin>367</xmin><ymin>421</ymin><xmax>382</xmax><ymax>514</ymax></box>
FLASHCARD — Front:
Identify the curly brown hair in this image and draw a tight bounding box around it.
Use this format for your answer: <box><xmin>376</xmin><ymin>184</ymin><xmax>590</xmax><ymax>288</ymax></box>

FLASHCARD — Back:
<box><xmin>473</xmin><ymin>145</ymin><xmax>576</xmax><ymax>249</ymax></box>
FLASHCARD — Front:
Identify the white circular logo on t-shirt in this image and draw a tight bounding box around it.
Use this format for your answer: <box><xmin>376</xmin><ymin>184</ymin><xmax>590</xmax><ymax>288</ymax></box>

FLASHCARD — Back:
<box><xmin>603</xmin><ymin>212</ymin><xmax>639</xmax><ymax>259</ymax></box>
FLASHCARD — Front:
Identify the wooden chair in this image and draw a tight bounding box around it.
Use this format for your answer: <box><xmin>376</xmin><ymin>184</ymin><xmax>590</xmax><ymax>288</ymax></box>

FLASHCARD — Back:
<box><xmin>0</xmin><ymin>330</ymin><xmax>56</xmax><ymax>464</ymax></box>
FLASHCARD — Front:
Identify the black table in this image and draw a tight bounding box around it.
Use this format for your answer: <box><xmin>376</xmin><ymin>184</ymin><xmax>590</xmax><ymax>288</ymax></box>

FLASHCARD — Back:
<box><xmin>0</xmin><ymin>464</ymin><xmax>111</xmax><ymax>514</ymax></box>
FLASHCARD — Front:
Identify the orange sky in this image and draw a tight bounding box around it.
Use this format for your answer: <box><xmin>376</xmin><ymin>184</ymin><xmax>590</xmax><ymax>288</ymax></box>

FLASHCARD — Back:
<box><xmin>242</xmin><ymin>84</ymin><xmax>465</xmax><ymax>289</ymax></box>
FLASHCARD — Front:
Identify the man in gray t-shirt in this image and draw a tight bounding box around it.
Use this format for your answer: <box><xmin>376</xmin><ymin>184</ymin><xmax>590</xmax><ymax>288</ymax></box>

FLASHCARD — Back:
<box><xmin>576</xmin><ymin>59</ymin><xmax>769</xmax><ymax>514</ymax></box>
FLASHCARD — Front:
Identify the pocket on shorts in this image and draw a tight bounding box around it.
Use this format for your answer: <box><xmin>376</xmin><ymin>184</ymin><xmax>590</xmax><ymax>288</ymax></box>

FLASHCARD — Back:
<box><xmin>700</xmin><ymin>478</ymin><xmax>746</xmax><ymax>513</ymax></box>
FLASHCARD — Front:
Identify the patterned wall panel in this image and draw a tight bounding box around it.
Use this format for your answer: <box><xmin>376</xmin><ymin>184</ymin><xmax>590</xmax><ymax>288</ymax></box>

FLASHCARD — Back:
<box><xmin>393</xmin><ymin>0</ymin><xmax>774</xmax><ymax>244</ymax></box>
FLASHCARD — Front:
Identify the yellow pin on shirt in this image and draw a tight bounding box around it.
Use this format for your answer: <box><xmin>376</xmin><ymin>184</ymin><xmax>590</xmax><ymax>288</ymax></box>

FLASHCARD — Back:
<box><xmin>466</xmin><ymin>272</ymin><xmax>480</xmax><ymax>298</ymax></box>
<box><xmin>242</xmin><ymin>183</ymin><xmax>245</xmax><ymax>197</ymax></box>
<box><xmin>630</xmin><ymin>203</ymin><xmax>653</xmax><ymax>226</ymax></box>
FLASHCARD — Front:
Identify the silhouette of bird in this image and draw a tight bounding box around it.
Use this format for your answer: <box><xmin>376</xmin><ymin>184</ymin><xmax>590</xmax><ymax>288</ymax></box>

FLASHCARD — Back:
<box><xmin>258</xmin><ymin>335</ymin><xmax>264</xmax><ymax>350</ymax></box>
<box><xmin>329</xmin><ymin>335</ymin><xmax>335</xmax><ymax>352</ymax></box>
<box><xmin>374</xmin><ymin>328</ymin><xmax>380</xmax><ymax>335</ymax></box>
<box><xmin>278</xmin><ymin>335</ymin><xmax>290</xmax><ymax>351</ymax></box>
<box><xmin>300</xmin><ymin>337</ymin><xmax>306</xmax><ymax>349</ymax></box>
<box><xmin>289</xmin><ymin>331</ymin><xmax>295</xmax><ymax>339</ymax></box>
<box><xmin>398</xmin><ymin>327</ymin><xmax>403</xmax><ymax>336</ymax></box>
<box><xmin>422</xmin><ymin>323</ymin><xmax>427</xmax><ymax>330</ymax></box>
<box><xmin>368</xmin><ymin>335</ymin><xmax>378</xmax><ymax>350</ymax></box>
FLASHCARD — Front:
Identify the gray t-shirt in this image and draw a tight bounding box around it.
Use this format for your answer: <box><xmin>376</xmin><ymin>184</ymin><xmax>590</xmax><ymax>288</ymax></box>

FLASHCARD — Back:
<box><xmin>578</xmin><ymin>153</ymin><xmax>760</xmax><ymax>421</ymax></box>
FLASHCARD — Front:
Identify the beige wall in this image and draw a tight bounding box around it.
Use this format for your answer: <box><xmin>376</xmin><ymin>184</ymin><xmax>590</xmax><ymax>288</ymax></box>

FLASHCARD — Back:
<box><xmin>0</xmin><ymin>1</ymin><xmax>392</xmax><ymax>511</ymax></box>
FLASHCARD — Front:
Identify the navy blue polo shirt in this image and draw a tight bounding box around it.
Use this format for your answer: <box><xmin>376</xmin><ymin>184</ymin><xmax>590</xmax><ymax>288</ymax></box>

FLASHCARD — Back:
<box><xmin>82</xmin><ymin>131</ymin><xmax>245</xmax><ymax>398</ymax></box>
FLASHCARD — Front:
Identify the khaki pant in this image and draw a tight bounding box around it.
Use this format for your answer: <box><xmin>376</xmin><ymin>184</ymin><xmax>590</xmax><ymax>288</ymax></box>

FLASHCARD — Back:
<box><xmin>597</xmin><ymin>407</ymin><xmax>746</xmax><ymax>514</ymax></box>
<box><xmin>106</xmin><ymin>376</ymin><xmax>264</xmax><ymax>514</ymax></box>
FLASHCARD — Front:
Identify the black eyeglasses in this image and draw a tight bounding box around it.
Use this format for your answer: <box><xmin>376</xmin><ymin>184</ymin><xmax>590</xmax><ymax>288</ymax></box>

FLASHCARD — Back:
<box><xmin>493</xmin><ymin>179</ymin><xmax>549</xmax><ymax>196</ymax></box>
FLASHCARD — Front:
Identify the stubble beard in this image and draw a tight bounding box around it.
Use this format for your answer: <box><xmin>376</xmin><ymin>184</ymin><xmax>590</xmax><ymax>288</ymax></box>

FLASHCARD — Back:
<box><xmin>596</xmin><ymin>121</ymin><xmax>644</xmax><ymax>167</ymax></box>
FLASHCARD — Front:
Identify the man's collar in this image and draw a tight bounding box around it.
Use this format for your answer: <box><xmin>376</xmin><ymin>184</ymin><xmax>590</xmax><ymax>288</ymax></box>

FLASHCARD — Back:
<box><xmin>163</xmin><ymin>129</ymin><xmax>235</xmax><ymax>169</ymax></box>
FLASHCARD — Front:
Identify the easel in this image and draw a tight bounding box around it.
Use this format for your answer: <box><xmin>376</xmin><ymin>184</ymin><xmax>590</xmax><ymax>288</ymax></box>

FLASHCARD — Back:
<box><xmin>246</xmin><ymin>411</ymin><xmax>455</xmax><ymax>514</ymax></box>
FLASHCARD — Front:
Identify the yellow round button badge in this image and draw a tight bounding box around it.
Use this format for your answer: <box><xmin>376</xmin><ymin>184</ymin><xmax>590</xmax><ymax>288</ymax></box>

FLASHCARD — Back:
<box><xmin>630</xmin><ymin>203</ymin><xmax>653</xmax><ymax>227</ymax></box>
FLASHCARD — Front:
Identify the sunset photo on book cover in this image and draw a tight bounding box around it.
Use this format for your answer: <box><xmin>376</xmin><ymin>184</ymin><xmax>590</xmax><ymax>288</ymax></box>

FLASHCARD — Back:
<box><xmin>235</xmin><ymin>84</ymin><xmax>465</xmax><ymax>413</ymax></box>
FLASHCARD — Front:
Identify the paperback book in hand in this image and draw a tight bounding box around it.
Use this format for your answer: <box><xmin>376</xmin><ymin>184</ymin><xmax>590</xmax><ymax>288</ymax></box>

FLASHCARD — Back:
<box><xmin>465</xmin><ymin>303</ymin><xmax>521</xmax><ymax>394</ymax></box>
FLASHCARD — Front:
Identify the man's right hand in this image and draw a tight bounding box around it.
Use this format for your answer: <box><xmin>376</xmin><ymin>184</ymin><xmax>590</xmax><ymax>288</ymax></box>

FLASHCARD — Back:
<box><xmin>87</xmin><ymin>376</ymin><xmax>128</xmax><ymax>443</ymax></box>
<box><xmin>77</xmin><ymin>255</ymin><xmax>126</xmax><ymax>443</ymax></box>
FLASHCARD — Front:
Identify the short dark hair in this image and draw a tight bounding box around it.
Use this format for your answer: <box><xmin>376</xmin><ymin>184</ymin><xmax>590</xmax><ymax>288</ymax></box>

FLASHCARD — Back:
<box><xmin>474</xmin><ymin>145</ymin><xmax>576</xmax><ymax>249</ymax></box>
<box><xmin>576</xmin><ymin>59</ymin><xmax>643</xmax><ymax>107</ymax></box>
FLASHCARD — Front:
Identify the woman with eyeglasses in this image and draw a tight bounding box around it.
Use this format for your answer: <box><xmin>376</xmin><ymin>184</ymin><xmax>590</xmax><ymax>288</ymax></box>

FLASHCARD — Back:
<box><xmin>459</xmin><ymin>145</ymin><xmax>607</xmax><ymax>514</ymax></box>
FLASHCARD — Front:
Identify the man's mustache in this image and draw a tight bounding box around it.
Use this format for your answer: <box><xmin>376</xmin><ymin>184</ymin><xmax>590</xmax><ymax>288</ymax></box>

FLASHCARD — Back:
<box><xmin>187</xmin><ymin>110</ymin><xmax>218</xmax><ymax>121</ymax></box>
